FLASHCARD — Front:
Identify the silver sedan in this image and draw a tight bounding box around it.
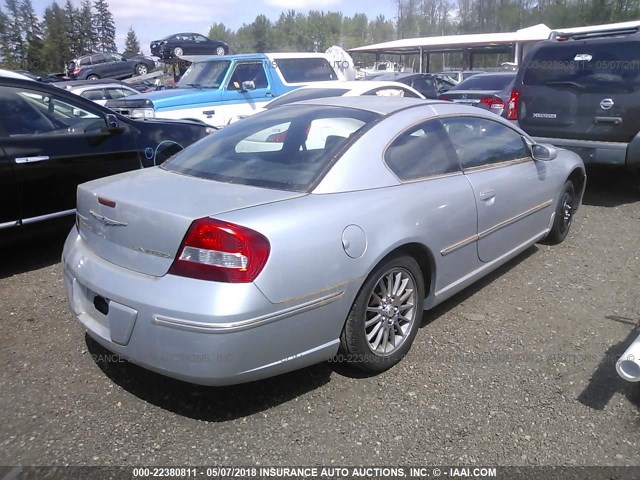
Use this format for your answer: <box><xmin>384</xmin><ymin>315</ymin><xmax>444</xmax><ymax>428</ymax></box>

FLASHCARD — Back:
<box><xmin>62</xmin><ymin>97</ymin><xmax>586</xmax><ymax>386</ymax></box>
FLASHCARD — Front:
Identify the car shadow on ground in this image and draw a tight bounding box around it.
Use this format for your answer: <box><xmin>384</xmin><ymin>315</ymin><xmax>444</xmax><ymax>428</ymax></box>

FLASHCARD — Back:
<box><xmin>334</xmin><ymin>246</ymin><xmax>539</xmax><ymax>380</ymax></box>
<box><xmin>0</xmin><ymin>220</ymin><xmax>72</xmax><ymax>280</ymax></box>
<box><xmin>582</xmin><ymin>166</ymin><xmax>640</xmax><ymax>208</ymax></box>
<box><xmin>578</xmin><ymin>315</ymin><xmax>640</xmax><ymax>412</ymax></box>
<box><xmin>86</xmin><ymin>335</ymin><xmax>333</xmax><ymax>422</ymax></box>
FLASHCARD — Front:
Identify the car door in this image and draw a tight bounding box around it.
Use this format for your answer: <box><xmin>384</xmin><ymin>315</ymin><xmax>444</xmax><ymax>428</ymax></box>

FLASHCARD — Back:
<box><xmin>90</xmin><ymin>53</ymin><xmax>108</xmax><ymax>78</ymax></box>
<box><xmin>193</xmin><ymin>34</ymin><xmax>210</xmax><ymax>54</ymax></box>
<box><xmin>220</xmin><ymin>61</ymin><xmax>272</xmax><ymax>124</ymax></box>
<box><xmin>441</xmin><ymin>116</ymin><xmax>554</xmax><ymax>263</ymax></box>
<box><xmin>0</xmin><ymin>83</ymin><xmax>141</xmax><ymax>222</ymax></box>
<box><xmin>0</xmin><ymin>143</ymin><xmax>21</xmax><ymax>230</ymax></box>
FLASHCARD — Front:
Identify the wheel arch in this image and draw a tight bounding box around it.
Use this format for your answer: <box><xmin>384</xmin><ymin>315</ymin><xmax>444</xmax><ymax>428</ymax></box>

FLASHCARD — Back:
<box><xmin>374</xmin><ymin>242</ymin><xmax>436</xmax><ymax>300</ymax></box>
<box><xmin>567</xmin><ymin>167</ymin><xmax>586</xmax><ymax>206</ymax></box>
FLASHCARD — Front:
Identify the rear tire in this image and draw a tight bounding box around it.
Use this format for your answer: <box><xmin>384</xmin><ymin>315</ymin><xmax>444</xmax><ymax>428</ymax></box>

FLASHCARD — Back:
<box><xmin>135</xmin><ymin>63</ymin><xmax>148</xmax><ymax>76</ymax></box>
<box><xmin>338</xmin><ymin>255</ymin><xmax>424</xmax><ymax>373</ymax></box>
<box><xmin>173</xmin><ymin>47</ymin><xmax>183</xmax><ymax>57</ymax></box>
<box><xmin>545</xmin><ymin>180</ymin><xmax>576</xmax><ymax>245</ymax></box>
<box><xmin>215</xmin><ymin>46</ymin><xmax>226</xmax><ymax>56</ymax></box>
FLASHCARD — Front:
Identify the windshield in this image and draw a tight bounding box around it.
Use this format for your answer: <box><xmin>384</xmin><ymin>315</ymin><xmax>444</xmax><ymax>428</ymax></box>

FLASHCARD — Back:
<box><xmin>178</xmin><ymin>60</ymin><xmax>230</xmax><ymax>89</ymax></box>
<box><xmin>452</xmin><ymin>74</ymin><xmax>514</xmax><ymax>91</ymax></box>
<box><xmin>163</xmin><ymin>104</ymin><xmax>379</xmax><ymax>192</ymax></box>
<box><xmin>266</xmin><ymin>88</ymin><xmax>350</xmax><ymax>109</ymax></box>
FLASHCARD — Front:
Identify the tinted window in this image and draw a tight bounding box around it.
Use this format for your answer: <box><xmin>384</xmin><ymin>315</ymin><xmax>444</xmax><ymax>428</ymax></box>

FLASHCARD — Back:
<box><xmin>523</xmin><ymin>41</ymin><xmax>640</xmax><ymax>93</ymax></box>
<box><xmin>163</xmin><ymin>105</ymin><xmax>378</xmax><ymax>192</ymax></box>
<box><xmin>441</xmin><ymin>117</ymin><xmax>528</xmax><ymax>169</ymax></box>
<box><xmin>385</xmin><ymin>120</ymin><xmax>459</xmax><ymax>180</ymax></box>
<box><xmin>0</xmin><ymin>87</ymin><xmax>104</xmax><ymax>137</ymax></box>
<box><xmin>90</xmin><ymin>54</ymin><xmax>107</xmax><ymax>65</ymax></box>
<box><xmin>227</xmin><ymin>62</ymin><xmax>268</xmax><ymax>90</ymax></box>
<box><xmin>452</xmin><ymin>74</ymin><xmax>514</xmax><ymax>91</ymax></box>
<box><xmin>194</xmin><ymin>35</ymin><xmax>208</xmax><ymax>42</ymax></box>
<box><xmin>276</xmin><ymin>58</ymin><xmax>337</xmax><ymax>83</ymax></box>
<box><xmin>266</xmin><ymin>88</ymin><xmax>350</xmax><ymax>109</ymax></box>
<box><xmin>80</xmin><ymin>89</ymin><xmax>107</xmax><ymax>101</ymax></box>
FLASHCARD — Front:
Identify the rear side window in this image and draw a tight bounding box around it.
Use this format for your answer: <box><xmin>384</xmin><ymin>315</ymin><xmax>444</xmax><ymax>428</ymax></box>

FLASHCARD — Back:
<box><xmin>227</xmin><ymin>62</ymin><xmax>268</xmax><ymax>90</ymax></box>
<box><xmin>163</xmin><ymin>105</ymin><xmax>378</xmax><ymax>192</ymax></box>
<box><xmin>385</xmin><ymin>119</ymin><xmax>459</xmax><ymax>180</ymax></box>
<box><xmin>276</xmin><ymin>58</ymin><xmax>337</xmax><ymax>83</ymax></box>
<box><xmin>523</xmin><ymin>41</ymin><xmax>640</xmax><ymax>93</ymax></box>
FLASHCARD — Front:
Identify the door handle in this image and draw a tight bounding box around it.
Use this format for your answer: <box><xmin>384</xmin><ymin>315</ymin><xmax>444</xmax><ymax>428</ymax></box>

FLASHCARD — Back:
<box><xmin>15</xmin><ymin>156</ymin><xmax>50</xmax><ymax>164</ymax></box>
<box><xmin>480</xmin><ymin>190</ymin><xmax>496</xmax><ymax>201</ymax></box>
<box><xmin>594</xmin><ymin>116</ymin><xmax>622</xmax><ymax>125</ymax></box>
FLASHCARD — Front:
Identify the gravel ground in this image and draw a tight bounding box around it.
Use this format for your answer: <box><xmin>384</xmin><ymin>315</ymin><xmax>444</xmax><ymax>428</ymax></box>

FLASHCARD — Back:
<box><xmin>0</xmin><ymin>167</ymin><xmax>639</xmax><ymax>467</ymax></box>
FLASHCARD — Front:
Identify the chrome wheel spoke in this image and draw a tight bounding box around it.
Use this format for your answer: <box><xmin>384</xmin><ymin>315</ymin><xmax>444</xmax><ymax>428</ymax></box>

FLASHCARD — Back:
<box><xmin>365</xmin><ymin>267</ymin><xmax>418</xmax><ymax>356</ymax></box>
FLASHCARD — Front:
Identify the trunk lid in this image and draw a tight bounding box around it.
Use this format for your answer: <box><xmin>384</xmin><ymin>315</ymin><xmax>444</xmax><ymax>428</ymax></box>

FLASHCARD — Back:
<box><xmin>441</xmin><ymin>89</ymin><xmax>502</xmax><ymax>106</ymax></box>
<box><xmin>76</xmin><ymin>167</ymin><xmax>305</xmax><ymax>277</ymax></box>
<box><xmin>518</xmin><ymin>37</ymin><xmax>640</xmax><ymax>142</ymax></box>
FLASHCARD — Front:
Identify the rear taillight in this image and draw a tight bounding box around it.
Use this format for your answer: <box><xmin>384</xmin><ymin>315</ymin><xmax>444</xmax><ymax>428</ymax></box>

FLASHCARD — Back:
<box><xmin>439</xmin><ymin>96</ymin><xmax>452</xmax><ymax>102</ymax></box>
<box><xmin>479</xmin><ymin>96</ymin><xmax>505</xmax><ymax>111</ymax></box>
<box><xmin>72</xmin><ymin>68</ymin><xmax>81</xmax><ymax>76</ymax></box>
<box><xmin>168</xmin><ymin>218</ymin><xmax>270</xmax><ymax>283</ymax></box>
<box><xmin>506</xmin><ymin>89</ymin><xmax>519</xmax><ymax>120</ymax></box>
<box><xmin>266</xmin><ymin>131</ymin><xmax>287</xmax><ymax>143</ymax></box>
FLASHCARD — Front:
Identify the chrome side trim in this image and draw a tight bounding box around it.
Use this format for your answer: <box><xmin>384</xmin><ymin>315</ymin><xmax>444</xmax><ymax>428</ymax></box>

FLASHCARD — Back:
<box><xmin>440</xmin><ymin>233</ymin><xmax>478</xmax><ymax>256</ymax></box>
<box><xmin>20</xmin><ymin>209</ymin><xmax>76</xmax><ymax>225</ymax></box>
<box><xmin>532</xmin><ymin>136</ymin><xmax>628</xmax><ymax>150</ymax></box>
<box><xmin>440</xmin><ymin>199</ymin><xmax>553</xmax><ymax>256</ymax></box>
<box><xmin>154</xmin><ymin>290</ymin><xmax>345</xmax><ymax>334</ymax></box>
<box><xmin>463</xmin><ymin>156</ymin><xmax>531</xmax><ymax>173</ymax></box>
<box><xmin>478</xmin><ymin>199</ymin><xmax>553</xmax><ymax>240</ymax></box>
<box><xmin>0</xmin><ymin>220</ymin><xmax>21</xmax><ymax>230</ymax></box>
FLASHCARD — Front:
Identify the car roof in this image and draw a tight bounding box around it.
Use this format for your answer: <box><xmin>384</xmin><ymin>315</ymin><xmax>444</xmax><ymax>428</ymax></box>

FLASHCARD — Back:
<box><xmin>463</xmin><ymin>71</ymin><xmax>516</xmax><ymax>78</ymax></box>
<box><xmin>0</xmin><ymin>69</ymin><xmax>35</xmax><ymax>80</ymax></box>
<box><xmin>284</xmin><ymin>95</ymin><xmax>439</xmax><ymax>115</ymax></box>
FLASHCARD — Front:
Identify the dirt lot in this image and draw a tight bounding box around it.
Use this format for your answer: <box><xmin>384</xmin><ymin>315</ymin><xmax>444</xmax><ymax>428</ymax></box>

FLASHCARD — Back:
<box><xmin>0</xmin><ymin>168</ymin><xmax>639</xmax><ymax>467</ymax></box>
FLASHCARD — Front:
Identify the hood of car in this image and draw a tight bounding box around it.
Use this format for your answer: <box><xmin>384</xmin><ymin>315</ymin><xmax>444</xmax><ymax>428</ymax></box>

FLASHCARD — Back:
<box><xmin>106</xmin><ymin>88</ymin><xmax>222</xmax><ymax>110</ymax></box>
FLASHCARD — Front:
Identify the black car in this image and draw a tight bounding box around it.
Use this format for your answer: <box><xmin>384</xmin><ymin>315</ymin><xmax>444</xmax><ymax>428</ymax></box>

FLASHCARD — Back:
<box><xmin>365</xmin><ymin>72</ymin><xmax>456</xmax><ymax>98</ymax></box>
<box><xmin>439</xmin><ymin>72</ymin><xmax>518</xmax><ymax>119</ymax></box>
<box><xmin>0</xmin><ymin>77</ymin><xmax>211</xmax><ymax>233</ymax></box>
<box><xmin>150</xmin><ymin>33</ymin><xmax>229</xmax><ymax>61</ymax></box>
<box><xmin>515</xmin><ymin>26</ymin><xmax>640</xmax><ymax>168</ymax></box>
<box><xmin>67</xmin><ymin>52</ymin><xmax>156</xmax><ymax>80</ymax></box>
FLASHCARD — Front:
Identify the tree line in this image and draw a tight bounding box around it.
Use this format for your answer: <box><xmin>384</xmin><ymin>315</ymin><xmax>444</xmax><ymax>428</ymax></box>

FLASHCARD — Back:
<box><xmin>0</xmin><ymin>0</ymin><xmax>141</xmax><ymax>73</ymax></box>
<box><xmin>2</xmin><ymin>0</ymin><xmax>640</xmax><ymax>74</ymax></box>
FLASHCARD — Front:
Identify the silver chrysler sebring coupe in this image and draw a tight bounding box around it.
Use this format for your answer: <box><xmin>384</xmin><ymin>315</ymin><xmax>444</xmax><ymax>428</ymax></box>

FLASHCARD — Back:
<box><xmin>62</xmin><ymin>97</ymin><xmax>586</xmax><ymax>386</ymax></box>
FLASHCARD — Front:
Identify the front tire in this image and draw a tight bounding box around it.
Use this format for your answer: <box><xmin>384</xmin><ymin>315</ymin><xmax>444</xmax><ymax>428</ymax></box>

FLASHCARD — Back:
<box><xmin>338</xmin><ymin>255</ymin><xmax>425</xmax><ymax>372</ymax></box>
<box><xmin>86</xmin><ymin>74</ymin><xmax>99</xmax><ymax>80</ymax></box>
<box><xmin>545</xmin><ymin>180</ymin><xmax>576</xmax><ymax>245</ymax></box>
<box><xmin>173</xmin><ymin>47</ymin><xmax>183</xmax><ymax>57</ymax></box>
<box><xmin>215</xmin><ymin>46</ymin><xmax>226</xmax><ymax>56</ymax></box>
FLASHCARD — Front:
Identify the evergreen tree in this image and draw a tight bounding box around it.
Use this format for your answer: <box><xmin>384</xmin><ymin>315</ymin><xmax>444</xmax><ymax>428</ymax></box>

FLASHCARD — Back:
<box><xmin>0</xmin><ymin>6</ymin><xmax>10</xmax><ymax>66</ymax></box>
<box><xmin>42</xmin><ymin>1</ymin><xmax>70</xmax><ymax>71</ymax></box>
<box><xmin>4</xmin><ymin>0</ymin><xmax>25</xmax><ymax>68</ymax></box>
<box><xmin>92</xmin><ymin>0</ymin><xmax>116</xmax><ymax>52</ymax></box>
<box><xmin>78</xmin><ymin>0</ymin><xmax>95</xmax><ymax>53</ymax></box>
<box><xmin>19</xmin><ymin>0</ymin><xmax>44</xmax><ymax>72</ymax></box>
<box><xmin>64</xmin><ymin>0</ymin><xmax>82</xmax><ymax>56</ymax></box>
<box><xmin>123</xmin><ymin>26</ymin><xmax>141</xmax><ymax>56</ymax></box>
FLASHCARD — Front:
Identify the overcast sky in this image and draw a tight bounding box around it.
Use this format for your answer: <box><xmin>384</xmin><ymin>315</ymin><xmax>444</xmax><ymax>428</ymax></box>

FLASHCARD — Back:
<box><xmin>31</xmin><ymin>0</ymin><xmax>397</xmax><ymax>54</ymax></box>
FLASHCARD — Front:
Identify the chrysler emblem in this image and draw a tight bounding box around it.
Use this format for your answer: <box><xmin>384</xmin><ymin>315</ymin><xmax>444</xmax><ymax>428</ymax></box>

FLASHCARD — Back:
<box><xmin>600</xmin><ymin>98</ymin><xmax>614</xmax><ymax>110</ymax></box>
<box><xmin>89</xmin><ymin>210</ymin><xmax>128</xmax><ymax>227</ymax></box>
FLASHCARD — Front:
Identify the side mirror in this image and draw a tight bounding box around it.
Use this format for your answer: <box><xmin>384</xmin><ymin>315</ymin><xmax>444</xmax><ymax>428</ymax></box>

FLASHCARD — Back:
<box><xmin>531</xmin><ymin>143</ymin><xmax>558</xmax><ymax>161</ymax></box>
<box><xmin>240</xmin><ymin>80</ymin><xmax>256</xmax><ymax>92</ymax></box>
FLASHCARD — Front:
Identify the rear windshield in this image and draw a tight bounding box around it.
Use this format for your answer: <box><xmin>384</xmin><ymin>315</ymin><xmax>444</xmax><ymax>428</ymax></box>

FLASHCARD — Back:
<box><xmin>523</xmin><ymin>41</ymin><xmax>640</xmax><ymax>93</ymax></box>
<box><xmin>163</xmin><ymin>105</ymin><xmax>379</xmax><ymax>192</ymax></box>
<box><xmin>453</xmin><ymin>74</ymin><xmax>514</xmax><ymax>91</ymax></box>
<box><xmin>266</xmin><ymin>88</ymin><xmax>350</xmax><ymax>109</ymax></box>
<box><xmin>275</xmin><ymin>58</ymin><xmax>337</xmax><ymax>83</ymax></box>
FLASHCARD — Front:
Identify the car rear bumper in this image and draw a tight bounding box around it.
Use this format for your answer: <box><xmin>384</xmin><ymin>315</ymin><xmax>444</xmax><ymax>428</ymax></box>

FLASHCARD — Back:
<box><xmin>61</xmin><ymin>229</ymin><xmax>353</xmax><ymax>385</ymax></box>
<box><xmin>532</xmin><ymin>136</ymin><xmax>629</xmax><ymax>166</ymax></box>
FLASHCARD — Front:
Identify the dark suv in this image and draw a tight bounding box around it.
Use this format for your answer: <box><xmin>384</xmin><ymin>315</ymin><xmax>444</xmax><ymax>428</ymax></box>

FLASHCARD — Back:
<box><xmin>67</xmin><ymin>52</ymin><xmax>156</xmax><ymax>80</ymax></box>
<box><xmin>515</xmin><ymin>27</ymin><xmax>640</xmax><ymax>168</ymax></box>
